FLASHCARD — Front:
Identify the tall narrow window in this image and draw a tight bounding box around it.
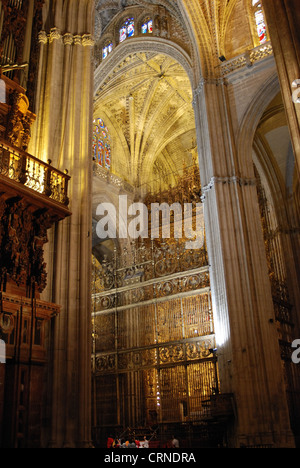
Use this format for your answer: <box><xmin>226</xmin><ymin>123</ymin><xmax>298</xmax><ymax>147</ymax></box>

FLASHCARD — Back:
<box><xmin>142</xmin><ymin>18</ymin><xmax>153</xmax><ymax>34</ymax></box>
<box><xmin>102</xmin><ymin>42</ymin><xmax>113</xmax><ymax>60</ymax></box>
<box><xmin>252</xmin><ymin>1</ymin><xmax>267</xmax><ymax>44</ymax></box>
<box><xmin>93</xmin><ymin>118</ymin><xmax>111</xmax><ymax>170</ymax></box>
<box><xmin>119</xmin><ymin>17</ymin><xmax>134</xmax><ymax>43</ymax></box>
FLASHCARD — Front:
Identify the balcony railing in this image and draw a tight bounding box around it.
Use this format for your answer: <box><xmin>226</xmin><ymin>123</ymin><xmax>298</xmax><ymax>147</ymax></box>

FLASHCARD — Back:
<box><xmin>217</xmin><ymin>42</ymin><xmax>274</xmax><ymax>77</ymax></box>
<box><xmin>0</xmin><ymin>140</ymin><xmax>70</xmax><ymax>206</ymax></box>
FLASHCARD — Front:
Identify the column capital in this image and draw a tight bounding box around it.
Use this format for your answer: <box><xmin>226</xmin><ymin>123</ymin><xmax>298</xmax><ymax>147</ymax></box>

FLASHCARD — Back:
<box><xmin>38</xmin><ymin>30</ymin><xmax>95</xmax><ymax>48</ymax></box>
<box><xmin>63</xmin><ymin>33</ymin><xmax>74</xmax><ymax>46</ymax></box>
<box><xmin>49</xmin><ymin>27</ymin><xmax>63</xmax><ymax>44</ymax></box>
<box><xmin>82</xmin><ymin>34</ymin><xmax>95</xmax><ymax>48</ymax></box>
<box><xmin>38</xmin><ymin>30</ymin><xmax>48</xmax><ymax>45</ymax></box>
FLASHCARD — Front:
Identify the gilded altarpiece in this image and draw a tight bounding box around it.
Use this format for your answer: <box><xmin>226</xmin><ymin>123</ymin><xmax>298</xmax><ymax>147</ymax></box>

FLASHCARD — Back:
<box><xmin>91</xmin><ymin>167</ymin><xmax>231</xmax><ymax>447</ymax></box>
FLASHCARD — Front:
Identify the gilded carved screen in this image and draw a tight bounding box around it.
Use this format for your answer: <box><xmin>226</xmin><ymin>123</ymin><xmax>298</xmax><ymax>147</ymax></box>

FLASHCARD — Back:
<box><xmin>92</xmin><ymin>239</ymin><xmax>219</xmax><ymax>438</ymax></box>
<box><xmin>91</xmin><ymin>164</ymin><xmax>220</xmax><ymax>445</ymax></box>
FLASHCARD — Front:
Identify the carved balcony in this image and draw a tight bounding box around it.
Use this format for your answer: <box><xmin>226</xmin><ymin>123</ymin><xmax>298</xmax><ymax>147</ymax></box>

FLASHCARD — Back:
<box><xmin>0</xmin><ymin>75</ymin><xmax>71</xmax><ymax>297</ymax></box>
<box><xmin>0</xmin><ymin>139</ymin><xmax>70</xmax><ymax>215</ymax></box>
<box><xmin>0</xmin><ymin>140</ymin><xmax>71</xmax><ymax>296</ymax></box>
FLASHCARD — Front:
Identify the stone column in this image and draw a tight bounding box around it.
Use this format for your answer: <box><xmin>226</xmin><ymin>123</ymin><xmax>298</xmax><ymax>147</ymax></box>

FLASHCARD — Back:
<box><xmin>29</xmin><ymin>0</ymin><xmax>95</xmax><ymax>448</ymax></box>
<box><xmin>262</xmin><ymin>0</ymin><xmax>300</xmax><ymax>174</ymax></box>
<box><xmin>193</xmin><ymin>78</ymin><xmax>295</xmax><ymax>448</ymax></box>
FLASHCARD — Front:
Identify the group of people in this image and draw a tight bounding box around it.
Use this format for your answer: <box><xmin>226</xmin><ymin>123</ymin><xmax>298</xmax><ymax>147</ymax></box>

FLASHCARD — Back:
<box><xmin>107</xmin><ymin>435</ymin><xmax>149</xmax><ymax>449</ymax></box>
<box><xmin>107</xmin><ymin>435</ymin><xmax>180</xmax><ymax>449</ymax></box>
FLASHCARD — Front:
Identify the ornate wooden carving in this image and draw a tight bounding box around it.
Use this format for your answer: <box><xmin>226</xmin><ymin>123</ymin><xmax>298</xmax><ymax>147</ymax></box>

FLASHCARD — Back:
<box><xmin>0</xmin><ymin>0</ymin><xmax>29</xmax><ymax>65</ymax></box>
<box><xmin>0</xmin><ymin>1</ymin><xmax>45</xmax><ymax>107</ymax></box>
<box><xmin>5</xmin><ymin>91</ymin><xmax>35</xmax><ymax>150</ymax></box>
<box><xmin>0</xmin><ymin>195</ymin><xmax>55</xmax><ymax>294</ymax></box>
<box><xmin>0</xmin><ymin>79</ymin><xmax>70</xmax><ymax>295</ymax></box>
<box><xmin>0</xmin><ymin>74</ymin><xmax>36</xmax><ymax>149</ymax></box>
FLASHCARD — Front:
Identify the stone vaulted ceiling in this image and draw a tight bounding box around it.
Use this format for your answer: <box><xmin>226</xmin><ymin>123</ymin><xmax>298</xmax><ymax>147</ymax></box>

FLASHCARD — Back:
<box><xmin>94</xmin><ymin>51</ymin><xmax>196</xmax><ymax>189</ymax></box>
<box><xmin>92</xmin><ymin>0</ymin><xmax>246</xmax><ymax>191</ymax></box>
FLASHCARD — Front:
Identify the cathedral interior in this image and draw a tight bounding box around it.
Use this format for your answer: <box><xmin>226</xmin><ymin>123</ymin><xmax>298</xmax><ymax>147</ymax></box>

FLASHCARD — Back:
<box><xmin>0</xmin><ymin>0</ymin><xmax>299</xmax><ymax>449</ymax></box>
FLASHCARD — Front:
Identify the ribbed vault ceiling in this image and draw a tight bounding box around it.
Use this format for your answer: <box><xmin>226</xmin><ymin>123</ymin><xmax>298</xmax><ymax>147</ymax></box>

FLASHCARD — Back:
<box><xmin>94</xmin><ymin>51</ymin><xmax>196</xmax><ymax>189</ymax></box>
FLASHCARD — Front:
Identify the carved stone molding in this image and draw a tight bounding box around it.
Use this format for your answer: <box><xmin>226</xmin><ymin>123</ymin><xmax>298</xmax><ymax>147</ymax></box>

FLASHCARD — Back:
<box><xmin>82</xmin><ymin>34</ymin><xmax>96</xmax><ymax>47</ymax></box>
<box><xmin>201</xmin><ymin>175</ymin><xmax>257</xmax><ymax>201</ymax></box>
<box><xmin>38</xmin><ymin>30</ymin><xmax>48</xmax><ymax>45</ymax></box>
<box><xmin>63</xmin><ymin>33</ymin><xmax>74</xmax><ymax>46</ymax></box>
<box><xmin>38</xmin><ymin>30</ymin><xmax>95</xmax><ymax>47</ymax></box>
<box><xmin>216</xmin><ymin>42</ymin><xmax>274</xmax><ymax>79</ymax></box>
<box><xmin>49</xmin><ymin>27</ymin><xmax>63</xmax><ymax>44</ymax></box>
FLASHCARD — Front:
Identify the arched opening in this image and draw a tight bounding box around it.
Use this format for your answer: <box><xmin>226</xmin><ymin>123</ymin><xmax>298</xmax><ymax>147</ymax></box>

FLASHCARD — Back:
<box><xmin>91</xmin><ymin>36</ymin><xmax>227</xmax><ymax>447</ymax></box>
<box><xmin>252</xmin><ymin>92</ymin><xmax>300</xmax><ymax>441</ymax></box>
<box><xmin>234</xmin><ymin>67</ymin><xmax>300</xmax><ymax>442</ymax></box>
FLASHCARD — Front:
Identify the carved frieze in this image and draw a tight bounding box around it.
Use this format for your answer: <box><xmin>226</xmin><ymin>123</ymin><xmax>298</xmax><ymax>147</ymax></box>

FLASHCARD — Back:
<box><xmin>39</xmin><ymin>29</ymin><xmax>95</xmax><ymax>48</ymax></box>
<box><xmin>94</xmin><ymin>335</ymin><xmax>216</xmax><ymax>374</ymax></box>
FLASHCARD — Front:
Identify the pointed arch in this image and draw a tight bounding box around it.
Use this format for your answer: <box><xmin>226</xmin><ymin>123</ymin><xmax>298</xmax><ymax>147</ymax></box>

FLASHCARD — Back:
<box><xmin>177</xmin><ymin>0</ymin><xmax>240</xmax><ymax>76</ymax></box>
<box><xmin>94</xmin><ymin>36</ymin><xmax>194</xmax><ymax>94</ymax></box>
<box><xmin>237</xmin><ymin>73</ymin><xmax>280</xmax><ymax>175</ymax></box>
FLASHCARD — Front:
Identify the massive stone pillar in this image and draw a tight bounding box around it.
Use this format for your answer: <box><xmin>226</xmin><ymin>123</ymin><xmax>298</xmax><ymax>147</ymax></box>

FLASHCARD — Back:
<box><xmin>262</xmin><ymin>0</ymin><xmax>300</xmax><ymax>174</ymax></box>
<box><xmin>193</xmin><ymin>78</ymin><xmax>295</xmax><ymax>448</ymax></box>
<box><xmin>29</xmin><ymin>0</ymin><xmax>95</xmax><ymax>448</ymax></box>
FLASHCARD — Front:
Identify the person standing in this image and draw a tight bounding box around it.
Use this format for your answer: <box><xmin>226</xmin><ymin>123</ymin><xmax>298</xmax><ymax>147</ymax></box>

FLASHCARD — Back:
<box><xmin>140</xmin><ymin>435</ymin><xmax>149</xmax><ymax>448</ymax></box>
<box><xmin>171</xmin><ymin>435</ymin><xmax>179</xmax><ymax>448</ymax></box>
<box><xmin>107</xmin><ymin>435</ymin><xmax>114</xmax><ymax>448</ymax></box>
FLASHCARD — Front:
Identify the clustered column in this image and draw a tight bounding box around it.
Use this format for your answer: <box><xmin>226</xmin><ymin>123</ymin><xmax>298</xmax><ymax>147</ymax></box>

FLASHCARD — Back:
<box><xmin>29</xmin><ymin>0</ymin><xmax>95</xmax><ymax>448</ymax></box>
<box><xmin>192</xmin><ymin>78</ymin><xmax>295</xmax><ymax>448</ymax></box>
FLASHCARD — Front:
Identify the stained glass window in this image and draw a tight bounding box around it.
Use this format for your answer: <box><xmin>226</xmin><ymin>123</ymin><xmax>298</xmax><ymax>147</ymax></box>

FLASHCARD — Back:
<box><xmin>142</xmin><ymin>18</ymin><xmax>153</xmax><ymax>34</ymax></box>
<box><xmin>119</xmin><ymin>18</ymin><xmax>134</xmax><ymax>43</ymax></box>
<box><xmin>252</xmin><ymin>1</ymin><xmax>267</xmax><ymax>44</ymax></box>
<box><xmin>93</xmin><ymin>118</ymin><xmax>111</xmax><ymax>170</ymax></box>
<box><xmin>102</xmin><ymin>42</ymin><xmax>113</xmax><ymax>60</ymax></box>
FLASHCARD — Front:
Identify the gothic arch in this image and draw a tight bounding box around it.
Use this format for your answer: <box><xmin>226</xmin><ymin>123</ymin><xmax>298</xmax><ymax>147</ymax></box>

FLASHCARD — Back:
<box><xmin>94</xmin><ymin>36</ymin><xmax>197</xmax><ymax>189</ymax></box>
<box><xmin>177</xmin><ymin>0</ymin><xmax>240</xmax><ymax>76</ymax></box>
<box><xmin>236</xmin><ymin>72</ymin><xmax>280</xmax><ymax>177</ymax></box>
<box><xmin>237</xmin><ymin>69</ymin><xmax>300</xmax><ymax>322</ymax></box>
<box><xmin>94</xmin><ymin>36</ymin><xmax>195</xmax><ymax>95</ymax></box>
